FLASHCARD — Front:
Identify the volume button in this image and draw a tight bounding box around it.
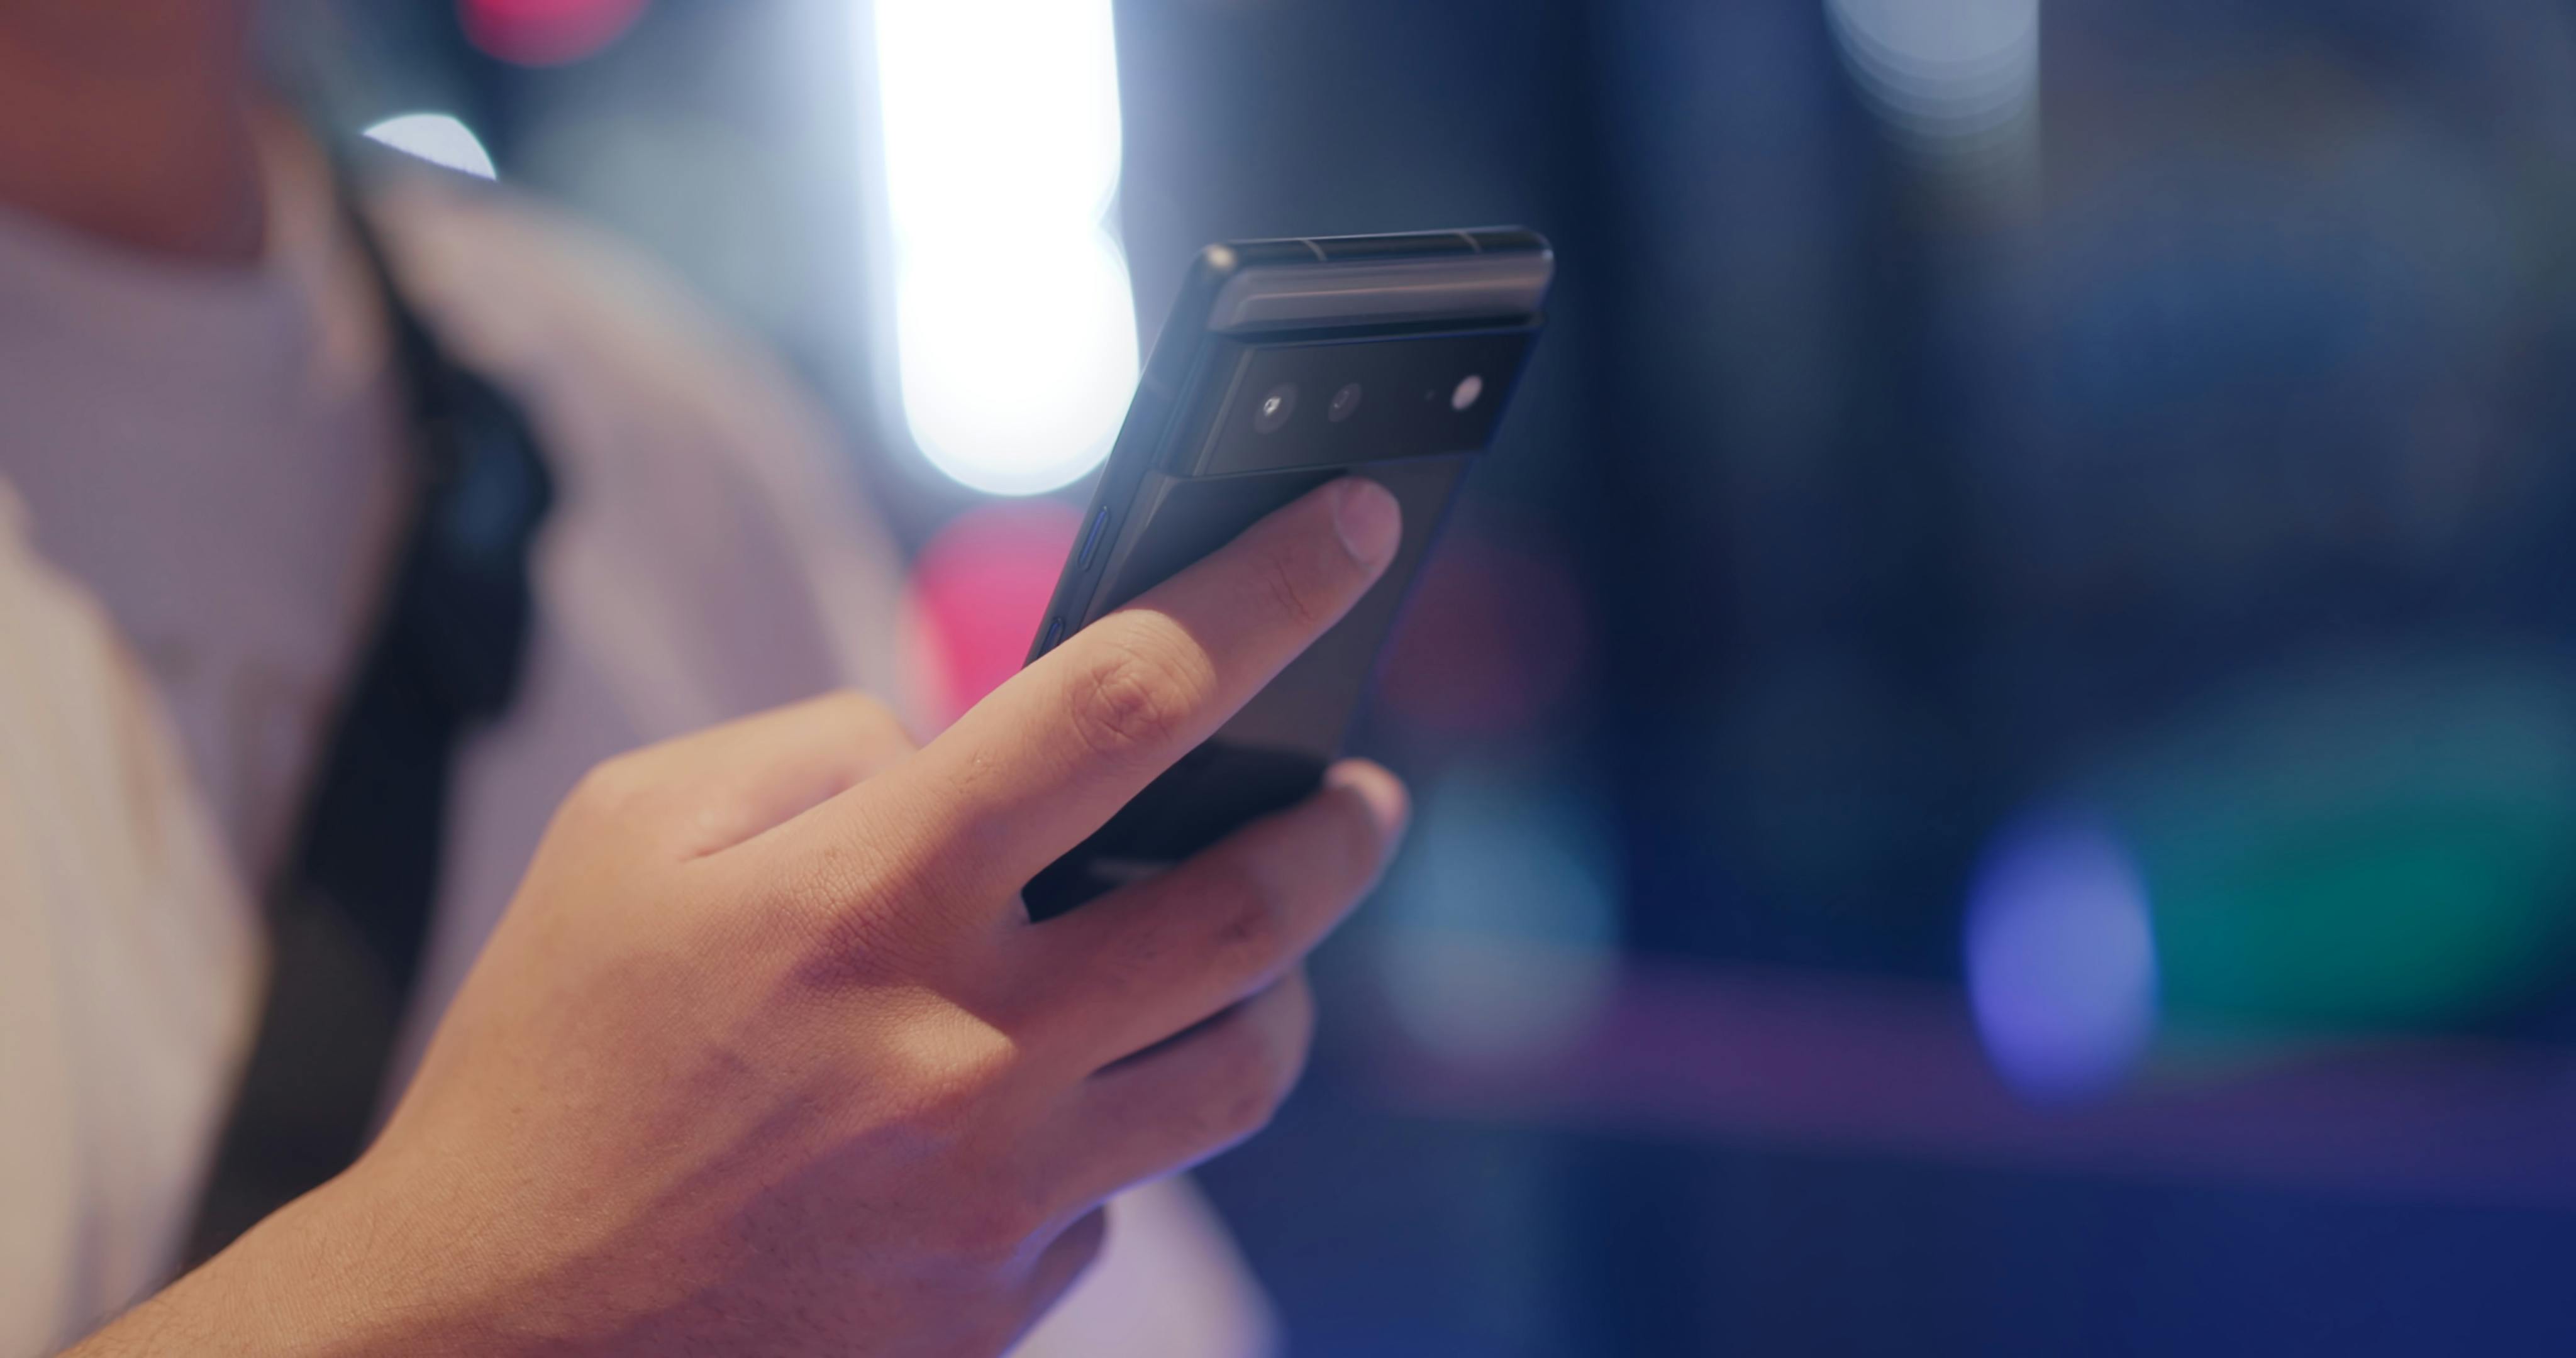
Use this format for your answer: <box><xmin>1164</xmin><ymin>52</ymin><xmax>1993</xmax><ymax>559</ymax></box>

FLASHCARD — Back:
<box><xmin>1077</xmin><ymin>506</ymin><xmax>1113</xmax><ymax>570</ymax></box>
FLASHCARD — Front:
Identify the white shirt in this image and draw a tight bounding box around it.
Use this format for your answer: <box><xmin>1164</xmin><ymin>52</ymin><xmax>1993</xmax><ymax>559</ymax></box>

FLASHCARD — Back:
<box><xmin>0</xmin><ymin>120</ymin><xmax>1269</xmax><ymax>1356</ymax></box>
<box><xmin>0</xmin><ymin>119</ymin><xmax>404</xmax><ymax>886</ymax></box>
<box><xmin>0</xmin><ymin>488</ymin><xmax>264</xmax><ymax>1358</ymax></box>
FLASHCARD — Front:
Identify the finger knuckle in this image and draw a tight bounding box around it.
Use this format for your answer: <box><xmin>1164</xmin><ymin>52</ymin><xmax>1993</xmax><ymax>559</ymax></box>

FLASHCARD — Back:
<box><xmin>1059</xmin><ymin>1207</ymin><xmax>1111</xmax><ymax>1269</ymax></box>
<box><xmin>565</xmin><ymin>751</ymin><xmax>655</xmax><ymax>825</ymax></box>
<box><xmin>887</xmin><ymin>1015</ymin><xmax>1025</xmax><ymax>1141</ymax></box>
<box><xmin>939</xmin><ymin>1193</ymin><xmax>1049</xmax><ymax>1272</ymax></box>
<box><xmin>765</xmin><ymin>847</ymin><xmax>919</xmax><ymax>969</ymax></box>
<box><xmin>970</xmin><ymin>977</ymin><xmax>1056</xmax><ymax>1052</ymax></box>
<box><xmin>928</xmin><ymin>1166</ymin><xmax>1058</xmax><ymax>1272</ymax></box>
<box><xmin>1209</xmin><ymin>1032</ymin><xmax>1294</xmax><ymax>1142</ymax></box>
<box><xmin>1255</xmin><ymin>539</ymin><xmax>1331</xmax><ymax>631</ymax></box>
<box><xmin>1200</xmin><ymin>865</ymin><xmax>1292</xmax><ymax>974</ymax></box>
<box><xmin>1218</xmin><ymin>1083</ymin><xmax>1284</xmax><ymax>1144</ymax></box>
<box><xmin>1065</xmin><ymin>638</ymin><xmax>1194</xmax><ymax>761</ymax></box>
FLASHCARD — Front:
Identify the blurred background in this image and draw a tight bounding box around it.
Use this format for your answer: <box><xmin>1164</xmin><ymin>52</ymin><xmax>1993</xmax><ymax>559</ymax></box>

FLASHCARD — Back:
<box><xmin>287</xmin><ymin>1</ymin><xmax>2576</xmax><ymax>1352</ymax></box>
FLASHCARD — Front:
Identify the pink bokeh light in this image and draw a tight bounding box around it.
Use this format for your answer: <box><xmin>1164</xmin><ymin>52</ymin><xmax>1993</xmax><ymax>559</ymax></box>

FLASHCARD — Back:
<box><xmin>459</xmin><ymin>0</ymin><xmax>650</xmax><ymax>67</ymax></box>
<box><xmin>1377</xmin><ymin>534</ymin><xmax>1591</xmax><ymax>738</ymax></box>
<box><xmin>902</xmin><ymin>501</ymin><xmax>1083</xmax><ymax>731</ymax></box>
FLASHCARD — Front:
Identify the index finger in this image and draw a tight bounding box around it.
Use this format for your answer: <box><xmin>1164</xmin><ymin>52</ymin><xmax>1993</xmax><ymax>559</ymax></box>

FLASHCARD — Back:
<box><xmin>876</xmin><ymin>476</ymin><xmax>1401</xmax><ymax>902</ymax></box>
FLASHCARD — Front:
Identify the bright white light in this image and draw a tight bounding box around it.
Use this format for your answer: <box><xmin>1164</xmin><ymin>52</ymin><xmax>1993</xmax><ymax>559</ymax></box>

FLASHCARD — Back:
<box><xmin>362</xmin><ymin>113</ymin><xmax>499</xmax><ymax>182</ymax></box>
<box><xmin>861</xmin><ymin>0</ymin><xmax>1140</xmax><ymax>496</ymax></box>
<box><xmin>1824</xmin><ymin>0</ymin><xmax>2040</xmax><ymax>160</ymax></box>
<box><xmin>1963</xmin><ymin>810</ymin><xmax>2159</xmax><ymax>1101</ymax></box>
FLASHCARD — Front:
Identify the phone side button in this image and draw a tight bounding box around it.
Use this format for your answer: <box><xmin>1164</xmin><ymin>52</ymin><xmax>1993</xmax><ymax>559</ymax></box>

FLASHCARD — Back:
<box><xmin>1041</xmin><ymin>616</ymin><xmax>1067</xmax><ymax>653</ymax></box>
<box><xmin>1077</xmin><ymin>506</ymin><xmax>1113</xmax><ymax>571</ymax></box>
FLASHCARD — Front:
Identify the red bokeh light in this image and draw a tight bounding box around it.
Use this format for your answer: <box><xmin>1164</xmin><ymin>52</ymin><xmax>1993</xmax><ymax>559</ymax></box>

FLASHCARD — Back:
<box><xmin>902</xmin><ymin>501</ymin><xmax>1082</xmax><ymax>731</ymax></box>
<box><xmin>459</xmin><ymin>0</ymin><xmax>650</xmax><ymax>67</ymax></box>
<box><xmin>1377</xmin><ymin>534</ymin><xmax>1591</xmax><ymax>738</ymax></box>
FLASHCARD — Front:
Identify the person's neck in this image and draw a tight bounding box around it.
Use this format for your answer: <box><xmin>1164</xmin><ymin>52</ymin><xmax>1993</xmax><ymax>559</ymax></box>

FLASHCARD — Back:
<box><xmin>0</xmin><ymin>3</ymin><xmax>267</xmax><ymax>265</ymax></box>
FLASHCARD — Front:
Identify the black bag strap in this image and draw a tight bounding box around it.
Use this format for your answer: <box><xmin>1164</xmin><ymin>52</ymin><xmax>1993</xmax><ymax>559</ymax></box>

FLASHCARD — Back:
<box><xmin>184</xmin><ymin>151</ymin><xmax>557</xmax><ymax>1264</ymax></box>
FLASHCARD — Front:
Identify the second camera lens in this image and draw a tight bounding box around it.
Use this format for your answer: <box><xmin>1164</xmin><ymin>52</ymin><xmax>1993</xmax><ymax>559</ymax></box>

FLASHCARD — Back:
<box><xmin>1329</xmin><ymin>383</ymin><xmax>1364</xmax><ymax>422</ymax></box>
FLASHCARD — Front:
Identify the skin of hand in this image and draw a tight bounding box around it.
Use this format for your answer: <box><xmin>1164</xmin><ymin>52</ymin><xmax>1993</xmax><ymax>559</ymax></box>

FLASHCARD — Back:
<box><xmin>69</xmin><ymin>477</ymin><xmax>1409</xmax><ymax>1358</ymax></box>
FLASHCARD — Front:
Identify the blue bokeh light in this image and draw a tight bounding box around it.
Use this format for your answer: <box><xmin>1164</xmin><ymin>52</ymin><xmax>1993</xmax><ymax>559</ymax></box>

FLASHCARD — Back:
<box><xmin>1963</xmin><ymin>809</ymin><xmax>2160</xmax><ymax>1100</ymax></box>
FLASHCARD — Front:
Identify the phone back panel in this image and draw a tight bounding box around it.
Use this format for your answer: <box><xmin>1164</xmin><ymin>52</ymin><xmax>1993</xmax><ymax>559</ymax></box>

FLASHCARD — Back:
<box><xmin>1022</xmin><ymin>231</ymin><xmax>1552</xmax><ymax>916</ymax></box>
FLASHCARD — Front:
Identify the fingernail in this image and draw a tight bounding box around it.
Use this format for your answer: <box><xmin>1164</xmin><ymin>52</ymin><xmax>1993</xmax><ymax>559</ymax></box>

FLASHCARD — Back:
<box><xmin>1326</xmin><ymin>759</ymin><xmax>1411</xmax><ymax>841</ymax></box>
<box><xmin>1333</xmin><ymin>478</ymin><xmax>1402</xmax><ymax>568</ymax></box>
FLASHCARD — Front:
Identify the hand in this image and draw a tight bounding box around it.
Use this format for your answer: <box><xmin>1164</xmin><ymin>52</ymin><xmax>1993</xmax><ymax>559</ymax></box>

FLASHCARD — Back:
<box><xmin>88</xmin><ymin>478</ymin><xmax>1409</xmax><ymax>1358</ymax></box>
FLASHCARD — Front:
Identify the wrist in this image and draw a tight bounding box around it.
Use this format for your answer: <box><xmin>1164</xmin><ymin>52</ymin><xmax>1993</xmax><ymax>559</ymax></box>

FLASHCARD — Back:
<box><xmin>108</xmin><ymin>1167</ymin><xmax>487</xmax><ymax>1358</ymax></box>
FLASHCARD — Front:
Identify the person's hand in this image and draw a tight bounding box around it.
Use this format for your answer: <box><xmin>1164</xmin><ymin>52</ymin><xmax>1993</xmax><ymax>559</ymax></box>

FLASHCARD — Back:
<box><xmin>93</xmin><ymin>478</ymin><xmax>1409</xmax><ymax>1358</ymax></box>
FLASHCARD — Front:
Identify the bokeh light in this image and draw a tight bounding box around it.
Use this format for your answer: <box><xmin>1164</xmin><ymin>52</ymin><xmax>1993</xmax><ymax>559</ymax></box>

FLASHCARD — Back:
<box><xmin>1377</xmin><ymin>534</ymin><xmax>1591</xmax><ymax>740</ymax></box>
<box><xmin>858</xmin><ymin>0</ymin><xmax>1140</xmax><ymax>496</ymax></box>
<box><xmin>361</xmin><ymin>113</ymin><xmax>500</xmax><ymax>181</ymax></box>
<box><xmin>1375</xmin><ymin>763</ymin><xmax>1624</xmax><ymax>1066</ymax></box>
<box><xmin>1824</xmin><ymin>0</ymin><xmax>2039</xmax><ymax>165</ymax></box>
<box><xmin>1963</xmin><ymin>809</ymin><xmax>2159</xmax><ymax>1101</ymax></box>
<box><xmin>2100</xmin><ymin>658</ymin><xmax>2576</xmax><ymax>1037</ymax></box>
<box><xmin>900</xmin><ymin>500</ymin><xmax>1082</xmax><ymax>729</ymax></box>
<box><xmin>459</xmin><ymin>0</ymin><xmax>649</xmax><ymax>67</ymax></box>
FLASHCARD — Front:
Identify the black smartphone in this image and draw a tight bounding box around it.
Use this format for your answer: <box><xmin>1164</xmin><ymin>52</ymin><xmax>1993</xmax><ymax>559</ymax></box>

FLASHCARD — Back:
<box><xmin>1020</xmin><ymin>228</ymin><xmax>1555</xmax><ymax>919</ymax></box>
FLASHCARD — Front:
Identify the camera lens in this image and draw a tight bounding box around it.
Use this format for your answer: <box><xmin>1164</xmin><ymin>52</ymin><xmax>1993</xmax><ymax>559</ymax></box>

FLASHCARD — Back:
<box><xmin>1329</xmin><ymin>383</ymin><xmax>1364</xmax><ymax>423</ymax></box>
<box><xmin>1254</xmin><ymin>383</ymin><xmax>1299</xmax><ymax>434</ymax></box>
<box><xmin>1450</xmin><ymin>374</ymin><xmax>1486</xmax><ymax>412</ymax></box>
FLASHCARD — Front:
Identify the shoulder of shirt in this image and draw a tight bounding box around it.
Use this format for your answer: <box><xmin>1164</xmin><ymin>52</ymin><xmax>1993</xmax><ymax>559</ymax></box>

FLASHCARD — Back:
<box><xmin>355</xmin><ymin>155</ymin><xmax>832</xmax><ymax>472</ymax></box>
<box><xmin>351</xmin><ymin>153</ymin><xmax>913</xmax><ymax>712</ymax></box>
